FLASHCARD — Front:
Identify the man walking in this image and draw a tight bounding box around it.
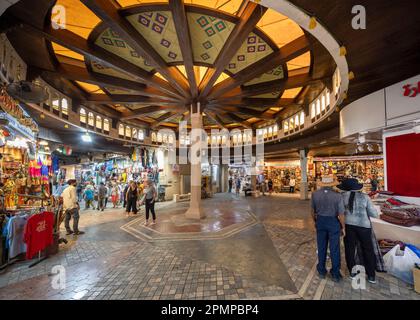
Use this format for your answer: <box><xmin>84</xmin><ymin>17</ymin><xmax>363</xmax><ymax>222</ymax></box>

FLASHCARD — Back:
<box><xmin>62</xmin><ymin>179</ymin><xmax>84</xmax><ymax>235</ymax></box>
<box><xmin>97</xmin><ymin>182</ymin><xmax>108</xmax><ymax>211</ymax></box>
<box><xmin>311</xmin><ymin>175</ymin><xmax>345</xmax><ymax>282</ymax></box>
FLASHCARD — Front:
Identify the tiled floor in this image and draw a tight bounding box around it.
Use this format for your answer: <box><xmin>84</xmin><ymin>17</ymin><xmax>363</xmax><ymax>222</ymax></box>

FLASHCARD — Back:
<box><xmin>0</xmin><ymin>193</ymin><xmax>418</xmax><ymax>300</ymax></box>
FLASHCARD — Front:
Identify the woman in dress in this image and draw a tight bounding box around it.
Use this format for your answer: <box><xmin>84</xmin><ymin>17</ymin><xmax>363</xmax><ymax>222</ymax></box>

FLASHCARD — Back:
<box><xmin>125</xmin><ymin>181</ymin><xmax>138</xmax><ymax>217</ymax></box>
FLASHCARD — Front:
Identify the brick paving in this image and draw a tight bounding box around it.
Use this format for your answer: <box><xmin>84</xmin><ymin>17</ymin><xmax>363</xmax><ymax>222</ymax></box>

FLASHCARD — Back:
<box><xmin>0</xmin><ymin>194</ymin><xmax>418</xmax><ymax>300</ymax></box>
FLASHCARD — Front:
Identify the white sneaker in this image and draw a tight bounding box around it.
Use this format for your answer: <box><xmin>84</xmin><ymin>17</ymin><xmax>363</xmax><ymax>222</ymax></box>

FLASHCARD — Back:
<box><xmin>144</xmin><ymin>221</ymin><xmax>149</xmax><ymax>226</ymax></box>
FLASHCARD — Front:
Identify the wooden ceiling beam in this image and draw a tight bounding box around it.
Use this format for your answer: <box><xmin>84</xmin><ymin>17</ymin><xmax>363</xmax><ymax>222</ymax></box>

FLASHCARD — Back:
<box><xmin>43</xmin><ymin>62</ymin><xmax>179</xmax><ymax>102</ymax></box>
<box><xmin>169</xmin><ymin>0</ymin><xmax>198</xmax><ymax>98</ymax></box>
<box><xmin>81</xmin><ymin>0</ymin><xmax>190</xmax><ymax>98</ymax></box>
<box><xmin>211</xmin><ymin>74</ymin><xmax>324</xmax><ymax>102</ymax></box>
<box><xmin>20</xmin><ymin>23</ymin><xmax>183</xmax><ymax>100</ymax></box>
<box><xmin>151</xmin><ymin>111</ymin><xmax>184</xmax><ymax>129</ymax></box>
<box><xmin>207</xmin><ymin>35</ymin><xmax>310</xmax><ymax>100</ymax></box>
<box><xmin>205</xmin><ymin>110</ymin><xmax>227</xmax><ymax>130</ymax></box>
<box><xmin>121</xmin><ymin>105</ymin><xmax>184</xmax><ymax>120</ymax></box>
<box><xmin>224</xmin><ymin>112</ymin><xmax>252</xmax><ymax>129</ymax></box>
<box><xmin>207</xmin><ymin>105</ymin><xmax>273</xmax><ymax>120</ymax></box>
<box><xmin>198</xmin><ymin>1</ymin><xmax>267</xmax><ymax>99</ymax></box>
<box><xmin>85</xmin><ymin>94</ymin><xmax>184</xmax><ymax>106</ymax></box>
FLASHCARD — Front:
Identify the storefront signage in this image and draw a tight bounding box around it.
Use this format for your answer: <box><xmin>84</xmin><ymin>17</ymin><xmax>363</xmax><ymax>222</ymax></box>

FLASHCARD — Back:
<box><xmin>403</xmin><ymin>81</ymin><xmax>420</xmax><ymax>97</ymax></box>
<box><xmin>0</xmin><ymin>112</ymin><xmax>35</xmax><ymax>140</ymax></box>
<box><xmin>0</xmin><ymin>89</ymin><xmax>38</xmax><ymax>134</ymax></box>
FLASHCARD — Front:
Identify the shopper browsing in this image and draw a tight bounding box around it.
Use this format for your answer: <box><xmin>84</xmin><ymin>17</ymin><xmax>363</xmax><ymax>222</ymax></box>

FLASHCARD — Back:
<box><xmin>97</xmin><ymin>182</ymin><xmax>108</xmax><ymax>211</ymax></box>
<box><xmin>289</xmin><ymin>176</ymin><xmax>296</xmax><ymax>193</ymax></box>
<box><xmin>337</xmin><ymin>178</ymin><xmax>379</xmax><ymax>284</ymax></box>
<box><xmin>83</xmin><ymin>182</ymin><xmax>95</xmax><ymax>209</ymax></box>
<box><xmin>125</xmin><ymin>181</ymin><xmax>138</xmax><ymax>217</ymax></box>
<box><xmin>62</xmin><ymin>179</ymin><xmax>84</xmax><ymax>236</ymax></box>
<box><xmin>311</xmin><ymin>175</ymin><xmax>345</xmax><ymax>282</ymax></box>
<box><xmin>140</xmin><ymin>180</ymin><xmax>157</xmax><ymax>225</ymax></box>
<box><xmin>110</xmin><ymin>182</ymin><xmax>120</xmax><ymax>208</ymax></box>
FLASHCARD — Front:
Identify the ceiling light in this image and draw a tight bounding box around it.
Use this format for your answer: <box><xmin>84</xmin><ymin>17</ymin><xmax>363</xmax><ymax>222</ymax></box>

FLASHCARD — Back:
<box><xmin>64</xmin><ymin>124</ymin><xmax>69</xmax><ymax>128</ymax></box>
<box><xmin>82</xmin><ymin>132</ymin><xmax>92</xmax><ymax>143</ymax></box>
<box><xmin>39</xmin><ymin>140</ymin><xmax>48</xmax><ymax>146</ymax></box>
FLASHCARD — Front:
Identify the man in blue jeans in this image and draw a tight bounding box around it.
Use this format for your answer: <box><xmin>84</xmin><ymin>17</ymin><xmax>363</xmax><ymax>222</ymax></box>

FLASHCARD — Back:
<box><xmin>311</xmin><ymin>175</ymin><xmax>345</xmax><ymax>282</ymax></box>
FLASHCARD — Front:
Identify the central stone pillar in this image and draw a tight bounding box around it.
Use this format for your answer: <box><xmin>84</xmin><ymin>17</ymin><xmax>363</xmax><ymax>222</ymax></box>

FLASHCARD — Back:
<box><xmin>185</xmin><ymin>104</ymin><xmax>206</xmax><ymax>219</ymax></box>
<box><xmin>300</xmin><ymin>149</ymin><xmax>309</xmax><ymax>200</ymax></box>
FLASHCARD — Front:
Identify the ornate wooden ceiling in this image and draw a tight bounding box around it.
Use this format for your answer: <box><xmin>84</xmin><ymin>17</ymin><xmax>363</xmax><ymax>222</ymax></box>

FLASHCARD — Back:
<box><xmin>3</xmin><ymin>0</ymin><xmax>335</xmax><ymax>130</ymax></box>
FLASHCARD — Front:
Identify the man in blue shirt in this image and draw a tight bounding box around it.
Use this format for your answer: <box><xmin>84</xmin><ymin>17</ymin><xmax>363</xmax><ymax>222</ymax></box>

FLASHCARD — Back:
<box><xmin>311</xmin><ymin>175</ymin><xmax>345</xmax><ymax>282</ymax></box>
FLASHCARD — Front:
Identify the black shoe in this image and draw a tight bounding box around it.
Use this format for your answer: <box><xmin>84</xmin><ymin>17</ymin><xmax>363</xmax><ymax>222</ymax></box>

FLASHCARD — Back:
<box><xmin>101</xmin><ymin>209</ymin><xmax>104</xmax><ymax>211</ymax></box>
<box><xmin>318</xmin><ymin>273</ymin><xmax>326</xmax><ymax>279</ymax></box>
<box><xmin>331</xmin><ymin>276</ymin><xmax>341</xmax><ymax>283</ymax></box>
<box><xmin>367</xmin><ymin>276</ymin><xmax>376</xmax><ymax>284</ymax></box>
<box><xmin>349</xmin><ymin>272</ymin><xmax>358</xmax><ymax>280</ymax></box>
<box><xmin>74</xmin><ymin>231</ymin><xmax>85</xmax><ymax>235</ymax></box>
<box><xmin>66</xmin><ymin>230</ymin><xmax>74</xmax><ymax>235</ymax></box>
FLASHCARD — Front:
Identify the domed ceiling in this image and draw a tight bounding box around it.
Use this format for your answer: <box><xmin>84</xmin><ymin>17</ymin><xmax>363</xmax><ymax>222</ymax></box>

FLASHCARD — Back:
<box><xmin>29</xmin><ymin>0</ymin><xmax>317</xmax><ymax>129</ymax></box>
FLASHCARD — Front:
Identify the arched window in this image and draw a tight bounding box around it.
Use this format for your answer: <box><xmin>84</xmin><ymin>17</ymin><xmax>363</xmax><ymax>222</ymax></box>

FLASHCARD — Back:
<box><xmin>138</xmin><ymin>129</ymin><xmax>144</xmax><ymax>141</ymax></box>
<box><xmin>168</xmin><ymin>134</ymin><xmax>174</xmax><ymax>144</ymax></box>
<box><xmin>52</xmin><ymin>97</ymin><xmax>60</xmax><ymax>113</ymax></box>
<box><xmin>119</xmin><ymin>124</ymin><xmax>125</xmax><ymax>136</ymax></box>
<box><xmin>88</xmin><ymin>112</ymin><xmax>94</xmax><ymax>127</ymax></box>
<box><xmin>125</xmin><ymin>126</ymin><xmax>131</xmax><ymax>138</ymax></box>
<box><xmin>80</xmin><ymin>108</ymin><xmax>86</xmax><ymax>123</ymax></box>
<box><xmin>96</xmin><ymin>115</ymin><xmax>102</xmax><ymax>130</ymax></box>
<box><xmin>326</xmin><ymin>90</ymin><xmax>331</xmax><ymax>106</ymax></box>
<box><xmin>300</xmin><ymin>111</ymin><xmax>305</xmax><ymax>126</ymax></box>
<box><xmin>289</xmin><ymin>117</ymin><xmax>294</xmax><ymax>131</ymax></box>
<box><xmin>263</xmin><ymin>128</ymin><xmax>268</xmax><ymax>139</ymax></box>
<box><xmin>311</xmin><ymin>103</ymin><xmax>316</xmax><ymax>119</ymax></box>
<box><xmin>61</xmin><ymin>98</ymin><xmax>68</xmax><ymax>116</ymax></box>
<box><xmin>151</xmin><ymin>132</ymin><xmax>157</xmax><ymax>142</ymax></box>
<box><xmin>268</xmin><ymin>127</ymin><xmax>273</xmax><ymax>138</ymax></box>
<box><xmin>321</xmin><ymin>95</ymin><xmax>326</xmax><ymax>111</ymax></box>
<box><xmin>284</xmin><ymin>120</ymin><xmax>289</xmax><ymax>133</ymax></box>
<box><xmin>316</xmin><ymin>100</ymin><xmax>321</xmax><ymax>116</ymax></box>
<box><xmin>162</xmin><ymin>134</ymin><xmax>168</xmax><ymax>143</ymax></box>
<box><xmin>103</xmin><ymin>119</ymin><xmax>110</xmax><ymax>132</ymax></box>
<box><xmin>232</xmin><ymin>134</ymin><xmax>238</xmax><ymax>145</ymax></box>
<box><xmin>132</xmin><ymin>128</ymin><xmax>137</xmax><ymax>140</ymax></box>
<box><xmin>157</xmin><ymin>132</ymin><xmax>162</xmax><ymax>143</ymax></box>
<box><xmin>295</xmin><ymin>115</ymin><xmax>299</xmax><ymax>129</ymax></box>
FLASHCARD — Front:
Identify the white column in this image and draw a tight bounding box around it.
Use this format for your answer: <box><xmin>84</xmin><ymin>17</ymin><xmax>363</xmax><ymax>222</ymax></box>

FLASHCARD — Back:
<box><xmin>300</xmin><ymin>149</ymin><xmax>309</xmax><ymax>200</ymax></box>
<box><xmin>185</xmin><ymin>105</ymin><xmax>205</xmax><ymax>219</ymax></box>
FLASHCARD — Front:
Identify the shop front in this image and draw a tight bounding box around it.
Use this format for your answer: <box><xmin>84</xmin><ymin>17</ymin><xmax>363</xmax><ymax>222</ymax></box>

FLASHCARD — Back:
<box><xmin>340</xmin><ymin>73</ymin><xmax>420</xmax><ymax>246</ymax></box>
<box><xmin>263</xmin><ymin>160</ymin><xmax>302</xmax><ymax>193</ymax></box>
<box><xmin>312</xmin><ymin>155</ymin><xmax>384</xmax><ymax>192</ymax></box>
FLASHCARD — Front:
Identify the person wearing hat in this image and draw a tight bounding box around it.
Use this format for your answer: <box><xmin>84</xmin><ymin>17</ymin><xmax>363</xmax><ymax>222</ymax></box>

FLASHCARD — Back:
<box><xmin>62</xmin><ymin>179</ymin><xmax>85</xmax><ymax>235</ymax></box>
<box><xmin>311</xmin><ymin>175</ymin><xmax>345</xmax><ymax>282</ymax></box>
<box><xmin>337</xmin><ymin>178</ymin><xmax>379</xmax><ymax>284</ymax></box>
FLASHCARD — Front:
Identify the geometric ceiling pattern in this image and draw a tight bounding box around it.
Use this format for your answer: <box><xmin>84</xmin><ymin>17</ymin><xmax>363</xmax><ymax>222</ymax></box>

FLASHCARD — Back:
<box><xmin>44</xmin><ymin>0</ymin><xmax>315</xmax><ymax>130</ymax></box>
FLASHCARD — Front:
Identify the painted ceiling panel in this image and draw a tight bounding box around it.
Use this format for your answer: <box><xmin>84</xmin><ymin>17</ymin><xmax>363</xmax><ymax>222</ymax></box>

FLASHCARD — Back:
<box><xmin>90</xmin><ymin>59</ymin><xmax>140</xmax><ymax>81</ymax></box>
<box><xmin>126</xmin><ymin>11</ymin><xmax>184</xmax><ymax>64</ymax></box>
<box><xmin>244</xmin><ymin>65</ymin><xmax>284</xmax><ymax>86</ymax></box>
<box><xmin>95</xmin><ymin>28</ymin><xmax>154</xmax><ymax>72</ymax></box>
<box><xmin>226</xmin><ymin>32</ymin><xmax>273</xmax><ymax>74</ymax></box>
<box><xmin>188</xmin><ymin>12</ymin><xmax>235</xmax><ymax>65</ymax></box>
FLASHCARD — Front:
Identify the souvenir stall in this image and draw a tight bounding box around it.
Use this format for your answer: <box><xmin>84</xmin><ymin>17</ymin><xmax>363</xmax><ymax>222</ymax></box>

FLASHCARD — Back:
<box><xmin>312</xmin><ymin>155</ymin><xmax>384</xmax><ymax>191</ymax></box>
<box><xmin>263</xmin><ymin>160</ymin><xmax>302</xmax><ymax>193</ymax></box>
<box><xmin>0</xmin><ymin>91</ymin><xmax>62</xmax><ymax>269</ymax></box>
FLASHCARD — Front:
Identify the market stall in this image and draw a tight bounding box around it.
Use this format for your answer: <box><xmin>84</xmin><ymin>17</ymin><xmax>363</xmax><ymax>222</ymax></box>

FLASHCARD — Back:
<box><xmin>312</xmin><ymin>155</ymin><xmax>384</xmax><ymax>192</ymax></box>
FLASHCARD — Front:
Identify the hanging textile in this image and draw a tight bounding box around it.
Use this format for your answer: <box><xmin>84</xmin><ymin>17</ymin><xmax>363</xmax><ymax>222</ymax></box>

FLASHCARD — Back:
<box><xmin>24</xmin><ymin>211</ymin><xmax>54</xmax><ymax>260</ymax></box>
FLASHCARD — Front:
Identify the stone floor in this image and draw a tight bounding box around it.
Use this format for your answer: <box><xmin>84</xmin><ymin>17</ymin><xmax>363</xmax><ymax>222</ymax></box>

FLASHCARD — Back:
<box><xmin>0</xmin><ymin>193</ymin><xmax>418</xmax><ymax>300</ymax></box>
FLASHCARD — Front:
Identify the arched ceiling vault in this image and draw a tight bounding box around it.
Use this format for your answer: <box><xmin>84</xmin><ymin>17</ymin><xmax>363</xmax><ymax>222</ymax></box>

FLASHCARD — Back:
<box><xmin>4</xmin><ymin>0</ymin><xmax>337</xmax><ymax>130</ymax></box>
